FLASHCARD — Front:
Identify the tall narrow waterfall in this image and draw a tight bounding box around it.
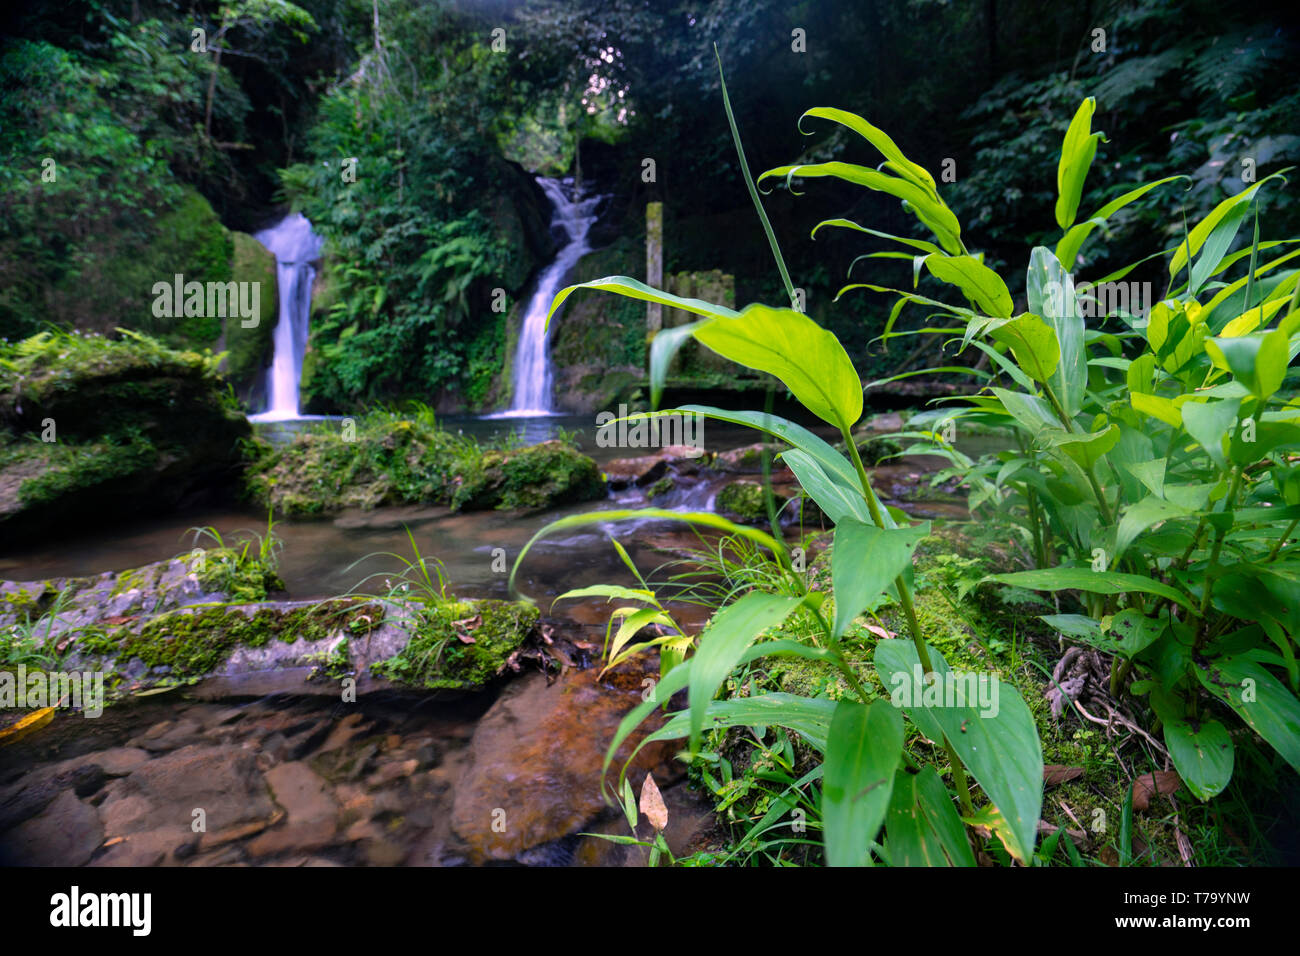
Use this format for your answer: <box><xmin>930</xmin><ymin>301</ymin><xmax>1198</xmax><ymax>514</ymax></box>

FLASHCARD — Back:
<box><xmin>497</xmin><ymin>177</ymin><xmax>599</xmax><ymax>417</ymax></box>
<box><xmin>249</xmin><ymin>213</ymin><xmax>322</xmax><ymax>422</ymax></box>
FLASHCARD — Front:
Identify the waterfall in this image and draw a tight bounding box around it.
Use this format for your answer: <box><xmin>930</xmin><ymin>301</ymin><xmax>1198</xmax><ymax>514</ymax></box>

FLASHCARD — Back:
<box><xmin>249</xmin><ymin>213</ymin><xmax>322</xmax><ymax>422</ymax></box>
<box><xmin>495</xmin><ymin>177</ymin><xmax>600</xmax><ymax>417</ymax></box>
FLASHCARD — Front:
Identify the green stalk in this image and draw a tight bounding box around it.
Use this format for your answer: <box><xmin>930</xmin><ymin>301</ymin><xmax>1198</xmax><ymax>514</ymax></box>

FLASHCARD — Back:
<box><xmin>841</xmin><ymin>424</ymin><xmax>974</xmax><ymax>816</ymax></box>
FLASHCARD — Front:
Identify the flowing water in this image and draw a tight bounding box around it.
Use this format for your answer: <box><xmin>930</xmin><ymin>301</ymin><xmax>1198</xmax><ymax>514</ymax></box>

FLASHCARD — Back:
<box><xmin>249</xmin><ymin>213</ymin><xmax>323</xmax><ymax>422</ymax></box>
<box><xmin>494</xmin><ymin>178</ymin><xmax>601</xmax><ymax>417</ymax></box>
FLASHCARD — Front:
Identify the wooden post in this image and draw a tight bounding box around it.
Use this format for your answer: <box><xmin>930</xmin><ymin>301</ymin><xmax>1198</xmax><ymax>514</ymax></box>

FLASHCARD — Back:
<box><xmin>646</xmin><ymin>202</ymin><xmax>663</xmax><ymax>333</ymax></box>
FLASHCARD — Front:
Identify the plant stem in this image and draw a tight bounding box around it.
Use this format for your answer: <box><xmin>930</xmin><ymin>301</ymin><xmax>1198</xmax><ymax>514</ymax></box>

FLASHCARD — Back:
<box><xmin>841</xmin><ymin>424</ymin><xmax>975</xmax><ymax>816</ymax></box>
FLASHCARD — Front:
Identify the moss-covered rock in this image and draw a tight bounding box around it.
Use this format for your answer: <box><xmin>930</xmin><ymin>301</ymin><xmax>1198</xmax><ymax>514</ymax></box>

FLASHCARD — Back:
<box><xmin>369</xmin><ymin>599</ymin><xmax>540</xmax><ymax>690</ymax></box>
<box><xmin>221</xmin><ymin>231</ymin><xmax>277</xmax><ymax>402</ymax></box>
<box><xmin>716</xmin><ymin>479</ymin><xmax>786</xmax><ymax>524</ymax></box>
<box><xmin>245</xmin><ymin>416</ymin><xmax>606</xmax><ymax>517</ymax></box>
<box><xmin>454</xmin><ymin>440</ymin><xmax>607</xmax><ymax>511</ymax></box>
<box><xmin>0</xmin><ymin>330</ymin><xmax>250</xmax><ymax>543</ymax></box>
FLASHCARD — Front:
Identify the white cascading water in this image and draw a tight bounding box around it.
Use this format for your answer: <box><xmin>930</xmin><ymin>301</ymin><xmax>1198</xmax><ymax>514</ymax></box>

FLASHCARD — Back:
<box><xmin>249</xmin><ymin>212</ymin><xmax>322</xmax><ymax>422</ymax></box>
<box><xmin>495</xmin><ymin>177</ymin><xmax>600</xmax><ymax>417</ymax></box>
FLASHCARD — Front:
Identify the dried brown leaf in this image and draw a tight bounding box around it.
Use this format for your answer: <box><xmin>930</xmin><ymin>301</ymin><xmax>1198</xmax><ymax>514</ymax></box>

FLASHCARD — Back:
<box><xmin>639</xmin><ymin>772</ymin><xmax>668</xmax><ymax>832</ymax></box>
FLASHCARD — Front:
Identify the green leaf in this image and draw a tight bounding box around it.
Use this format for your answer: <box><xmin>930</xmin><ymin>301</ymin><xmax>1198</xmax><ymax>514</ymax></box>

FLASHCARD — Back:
<box><xmin>1169</xmin><ymin>173</ymin><xmax>1284</xmax><ymax>280</ymax></box>
<box><xmin>1205</xmin><ymin>332</ymin><xmax>1289</xmax><ymax>401</ymax></box>
<box><xmin>1108</xmin><ymin>609</ymin><xmax>1168</xmax><ymax>658</ymax></box>
<box><xmin>1150</xmin><ymin>688</ymin><xmax>1234</xmax><ymax>801</ymax></box>
<box><xmin>547</xmin><ymin>275</ymin><xmax>738</xmax><ymax>330</ymax></box>
<box><xmin>1055</xmin><ymin>176</ymin><xmax>1186</xmax><ymax>268</ymax></box>
<box><xmin>644</xmin><ymin>692</ymin><xmax>837</xmax><ymax>753</ymax></box>
<box><xmin>1196</xmin><ymin>654</ymin><xmax>1300</xmax><ymax>775</ymax></box>
<box><xmin>924</xmin><ymin>255</ymin><xmax>1013</xmax><ymax>317</ymax></box>
<box><xmin>758</xmin><ymin>161</ymin><xmax>962</xmax><ymax>255</ymax></box>
<box><xmin>797</xmin><ymin>107</ymin><xmax>939</xmax><ymax>196</ymax></box>
<box><xmin>783</xmin><ymin>449</ymin><xmax>873</xmax><ymax>525</ymax></box>
<box><xmin>987</xmin><ymin>314</ymin><xmax>1060</xmax><ymax>383</ymax></box>
<box><xmin>1026</xmin><ymin>247</ymin><xmax>1087</xmax><ymax>415</ymax></box>
<box><xmin>1055</xmin><ymin>98</ymin><xmax>1106</xmax><ymax>230</ymax></box>
<box><xmin>884</xmin><ymin>766</ymin><xmax>976</xmax><ymax>867</ymax></box>
<box><xmin>874</xmin><ymin>640</ymin><xmax>1043</xmax><ymax>863</ymax></box>
<box><xmin>693</xmin><ymin>304</ymin><xmax>863</xmax><ymax>430</ymax></box>
<box><xmin>688</xmin><ymin>593</ymin><xmax>807</xmax><ymax>752</ymax></box>
<box><xmin>511</xmin><ymin>509</ymin><xmax>784</xmax><ymax>598</ymax></box>
<box><xmin>831</xmin><ymin>519</ymin><xmax>929</xmax><ymax>636</ymax></box>
<box><xmin>985</xmin><ymin>568</ymin><xmax>1196</xmax><ymax>611</ymax></box>
<box><xmin>1115</xmin><ymin>494</ymin><xmax>1193</xmax><ymax>559</ymax></box>
<box><xmin>1041</xmin><ymin>423</ymin><xmax>1120</xmax><ymax>469</ymax></box>
<box><xmin>649</xmin><ymin>320</ymin><xmax>707</xmax><ymax>410</ymax></box>
<box><xmin>823</xmin><ymin>700</ymin><xmax>904</xmax><ymax>866</ymax></box>
<box><xmin>1181</xmin><ymin>398</ymin><xmax>1241</xmax><ymax>470</ymax></box>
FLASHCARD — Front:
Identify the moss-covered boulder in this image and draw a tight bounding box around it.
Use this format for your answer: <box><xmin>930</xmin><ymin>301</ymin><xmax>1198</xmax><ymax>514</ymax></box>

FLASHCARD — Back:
<box><xmin>716</xmin><ymin>479</ymin><xmax>787</xmax><ymax>525</ymax></box>
<box><xmin>244</xmin><ymin>414</ymin><xmax>604</xmax><ymax>517</ymax></box>
<box><xmin>454</xmin><ymin>440</ymin><xmax>607</xmax><ymax>511</ymax></box>
<box><xmin>0</xmin><ymin>331</ymin><xmax>250</xmax><ymax>543</ymax></box>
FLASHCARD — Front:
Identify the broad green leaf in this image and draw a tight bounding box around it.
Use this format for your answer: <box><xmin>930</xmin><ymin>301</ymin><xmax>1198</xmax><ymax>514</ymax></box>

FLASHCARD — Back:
<box><xmin>783</xmin><ymin>449</ymin><xmax>873</xmax><ymax>525</ymax></box>
<box><xmin>643</xmin><ymin>692</ymin><xmax>837</xmax><ymax>753</ymax></box>
<box><xmin>693</xmin><ymin>304</ymin><xmax>863</xmax><ymax>429</ymax></box>
<box><xmin>987</xmin><ymin>314</ymin><xmax>1060</xmax><ymax>383</ymax></box>
<box><xmin>649</xmin><ymin>320</ymin><xmax>706</xmax><ymax>409</ymax></box>
<box><xmin>1181</xmin><ymin>398</ymin><xmax>1241</xmax><ymax>469</ymax></box>
<box><xmin>1055</xmin><ymin>98</ymin><xmax>1106</xmax><ymax>230</ymax></box>
<box><xmin>985</xmin><ymin>567</ymin><xmax>1196</xmax><ymax>611</ymax></box>
<box><xmin>1204</xmin><ymin>331</ymin><xmax>1289</xmax><ymax>401</ymax></box>
<box><xmin>1196</xmin><ymin>654</ymin><xmax>1300</xmax><ymax>775</ymax></box>
<box><xmin>1115</xmin><ymin>495</ymin><xmax>1193</xmax><ymax>559</ymax></box>
<box><xmin>1131</xmin><ymin>392</ymin><xmax>1184</xmax><ymax>428</ymax></box>
<box><xmin>1027</xmin><ymin>247</ymin><xmax>1087</xmax><ymax>415</ymax></box>
<box><xmin>547</xmin><ymin>275</ymin><xmax>738</xmax><ymax>330</ymax></box>
<box><xmin>924</xmin><ymin>255</ymin><xmax>1013</xmax><ymax>317</ymax></box>
<box><xmin>831</xmin><ymin>519</ymin><xmax>929</xmax><ymax>636</ymax></box>
<box><xmin>1150</xmin><ymin>687</ymin><xmax>1234</xmax><ymax>800</ymax></box>
<box><xmin>823</xmin><ymin>700</ymin><xmax>904</xmax><ymax>866</ymax></box>
<box><xmin>1108</xmin><ymin>608</ymin><xmax>1168</xmax><ymax>658</ymax></box>
<box><xmin>688</xmin><ymin>593</ymin><xmax>806</xmax><ymax>752</ymax></box>
<box><xmin>874</xmin><ymin>640</ymin><xmax>1043</xmax><ymax>863</ymax></box>
<box><xmin>991</xmin><ymin>387</ymin><xmax>1058</xmax><ymax>433</ymax></box>
<box><xmin>1040</xmin><ymin>423</ymin><xmax>1120</xmax><ymax>469</ymax></box>
<box><xmin>884</xmin><ymin>766</ymin><xmax>976</xmax><ymax>867</ymax></box>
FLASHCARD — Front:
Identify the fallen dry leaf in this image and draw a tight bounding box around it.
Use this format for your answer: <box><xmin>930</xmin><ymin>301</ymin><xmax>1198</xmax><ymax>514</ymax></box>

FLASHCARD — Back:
<box><xmin>1132</xmin><ymin>770</ymin><xmax>1184</xmax><ymax>811</ymax></box>
<box><xmin>865</xmin><ymin>625</ymin><xmax>897</xmax><ymax>640</ymax></box>
<box><xmin>1043</xmin><ymin>765</ymin><xmax>1085</xmax><ymax>788</ymax></box>
<box><xmin>639</xmin><ymin>772</ymin><xmax>668</xmax><ymax>832</ymax></box>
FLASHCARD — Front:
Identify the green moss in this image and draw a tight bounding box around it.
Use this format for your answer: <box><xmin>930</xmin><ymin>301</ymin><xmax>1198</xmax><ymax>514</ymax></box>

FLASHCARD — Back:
<box><xmin>456</xmin><ymin>440</ymin><xmax>607</xmax><ymax>511</ymax></box>
<box><xmin>369</xmin><ymin>598</ymin><xmax>539</xmax><ymax>690</ymax></box>
<box><xmin>646</xmin><ymin>475</ymin><xmax>675</xmax><ymax>500</ymax></box>
<box><xmin>16</xmin><ymin>434</ymin><xmax>158</xmax><ymax>509</ymax></box>
<box><xmin>99</xmin><ymin>600</ymin><xmax>381</xmax><ymax>683</ymax></box>
<box><xmin>221</xmin><ymin>231</ymin><xmax>278</xmax><ymax>392</ymax></box>
<box><xmin>716</xmin><ymin>480</ymin><xmax>780</xmax><ymax>524</ymax></box>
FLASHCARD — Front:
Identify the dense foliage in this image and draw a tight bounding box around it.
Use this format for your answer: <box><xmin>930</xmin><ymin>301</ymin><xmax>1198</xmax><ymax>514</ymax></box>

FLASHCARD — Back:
<box><xmin>511</xmin><ymin>75</ymin><xmax>1300</xmax><ymax>864</ymax></box>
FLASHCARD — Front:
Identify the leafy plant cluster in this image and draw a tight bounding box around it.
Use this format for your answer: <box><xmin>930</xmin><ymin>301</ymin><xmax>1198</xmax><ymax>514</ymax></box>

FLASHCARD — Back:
<box><xmin>511</xmin><ymin>58</ymin><xmax>1300</xmax><ymax>863</ymax></box>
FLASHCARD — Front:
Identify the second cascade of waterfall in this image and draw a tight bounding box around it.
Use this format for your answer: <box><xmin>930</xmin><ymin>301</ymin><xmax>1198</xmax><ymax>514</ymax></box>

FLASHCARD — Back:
<box><xmin>493</xmin><ymin>177</ymin><xmax>600</xmax><ymax>418</ymax></box>
<box><xmin>249</xmin><ymin>212</ymin><xmax>323</xmax><ymax>422</ymax></box>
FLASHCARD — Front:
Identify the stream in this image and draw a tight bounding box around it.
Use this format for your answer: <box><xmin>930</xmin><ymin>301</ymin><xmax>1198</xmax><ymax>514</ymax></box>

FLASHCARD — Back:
<box><xmin>0</xmin><ymin>409</ymin><xmax>988</xmax><ymax>866</ymax></box>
